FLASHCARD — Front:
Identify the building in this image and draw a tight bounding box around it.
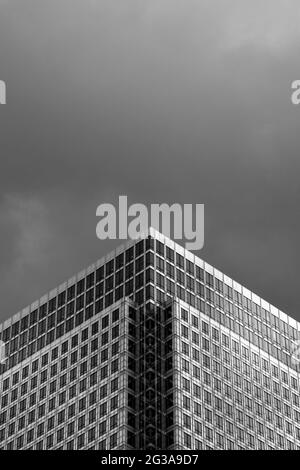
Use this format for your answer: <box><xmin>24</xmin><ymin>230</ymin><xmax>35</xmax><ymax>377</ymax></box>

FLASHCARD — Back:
<box><xmin>0</xmin><ymin>228</ymin><xmax>300</xmax><ymax>450</ymax></box>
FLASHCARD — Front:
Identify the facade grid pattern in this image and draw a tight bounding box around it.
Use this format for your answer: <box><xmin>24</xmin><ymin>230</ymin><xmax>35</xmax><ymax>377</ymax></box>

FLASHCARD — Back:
<box><xmin>0</xmin><ymin>228</ymin><xmax>299</xmax><ymax>449</ymax></box>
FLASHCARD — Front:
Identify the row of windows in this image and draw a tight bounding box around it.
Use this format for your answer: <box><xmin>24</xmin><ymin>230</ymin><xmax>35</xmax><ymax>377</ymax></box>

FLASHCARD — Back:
<box><xmin>181</xmin><ymin>358</ymin><xmax>300</xmax><ymax>407</ymax></box>
<box><xmin>153</xmin><ymin>245</ymin><xmax>297</xmax><ymax>340</ymax></box>
<box><xmin>3</xmin><ymin>302</ymin><xmax>119</xmax><ymax>355</ymax></box>
<box><xmin>177</xmin><ymin>382</ymin><xmax>300</xmax><ymax>448</ymax></box>
<box><xmin>181</xmin><ymin>370</ymin><xmax>300</xmax><ymax>418</ymax></box>
<box><xmin>0</xmin><ymin>366</ymin><xmax>120</xmax><ymax>423</ymax></box>
<box><xmin>1</xmin><ymin>345</ymin><xmax>120</xmax><ymax>410</ymax></box>
<box><xmin>2</xmin><ymin>237</ymin><xmax>296</xmax><ymax>354</ymax></box>
<box><xmin>177</xmin><ymin>302</ymin><xmax>297</xmax><ymax>370</ymax></box>
<box><xmin>1</xmin><ymin>315</ymin><xmax>120</xmax><ymax>394</ymax></box>
<box><xmin>176</xmin><ymin>305</ymin><xmax>300</xmax><ymax>448</ymax></box>
<box><xmin>181</xmin><ymin>428</ymin><xmax>299</xmax><ymax>450</ymax></box>
<box><xmin>1</xmin><ymin>239</ymin><xmax>146</xmax><ymax>328</ymax></box>
<box><xmin>2</xmin><ymin>301</ymin><xmax>124</xmax><ymax>373</ymax></box>
<box><xmin>182</xmin><ymin>340</ymin><xmax>298</xmax><ymax>393</ymax></box>
<box><xmin>180</xmin><ymin>408</ymin><xmax>300</xmax><ymax>440</ymax></box>
<box><xmin>0</xmin><ymin>407</ymin><xmax>119</xmax><ymax>444</ymax></box>
<box><xmin>1</xmin><ymin>429</ymin><xmax>119</xmax><ymax>450</ymax></box>
<box><xmin>178</xmin><ymin>308</ymin><xmax>299</xmax><ymax>390</ymax></box>
<box><xmin>0</xmin><ymin>303</ymin><xmax>128</xmax><ymax>450</ymax></box>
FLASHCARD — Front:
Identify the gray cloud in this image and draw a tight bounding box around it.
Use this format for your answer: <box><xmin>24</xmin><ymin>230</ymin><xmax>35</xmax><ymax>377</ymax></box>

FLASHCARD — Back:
<box><xmin>0</xmin><ymin>1</ymin><xmax>299</xmax><ymax>321</ymax></box>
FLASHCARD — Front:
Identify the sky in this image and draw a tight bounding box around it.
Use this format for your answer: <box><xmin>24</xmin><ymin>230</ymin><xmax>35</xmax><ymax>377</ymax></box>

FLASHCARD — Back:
<box><xmin>0</xmin><ymin>0</ymin><xmax>299</xmax><ymax>323</ymax></box>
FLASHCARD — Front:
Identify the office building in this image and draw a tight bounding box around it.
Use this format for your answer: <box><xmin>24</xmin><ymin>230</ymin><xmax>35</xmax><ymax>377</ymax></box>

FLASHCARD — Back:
<box><xmin>0</xmin><ymin>228</ymin><xmax>300</xmax><ymax>449</ymax></box>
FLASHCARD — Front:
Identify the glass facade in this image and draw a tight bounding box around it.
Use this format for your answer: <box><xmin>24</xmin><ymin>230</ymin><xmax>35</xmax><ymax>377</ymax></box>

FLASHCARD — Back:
<box><xmin>0</xmin><ymin>228</ymin><xmax>299</xmax><ymax>449</ymax></box>
<box><xmin>0</xmin><ymin>299</ymin><xmax>134</xmax><ymax>450</ymax></box>
<box><xmin>170</xmin><ymin>300</ymin><xmax>300</xmax><ymax>449</ymax></box>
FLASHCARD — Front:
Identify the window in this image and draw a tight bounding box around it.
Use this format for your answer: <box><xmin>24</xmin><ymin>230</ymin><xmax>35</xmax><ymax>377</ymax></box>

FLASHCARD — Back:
<box><xmin>111</xmin><ymin>359</ymin><xmax>119</xmax><ymax>374</ymax></box>
<box><xmin>112</xmin><ymin>325</ymin><xmax>119</xmax><ymax>339</ymax></box>
<box><xmin>182</xmin><ymin>342</ymin><xmax>189</xmax><ymax>356</ymax></box>
<box><xmin>112</xmin><ymin>342</ymin><xmax>119</xmax><ymax>356</ymax></box>
<box><xmin>91</xmin><ymin>322</ymin><xmax>99</xmax><ymax>337</ymax></box>
<box><xmin>78</xmin><ymin>415</ymin><xmax>85</xmax><ymax>430</ymax></box>
<box><xmin>78</xmin><ymin>434</ymin><xmax>85</xmax><ymax>449</ymax></box>
<box><xmin>202</xmin><ymin>321</ymin><xmax>209</xmax><ymax>335</ymax></box>
<box><xmin>182</xmin><ymin>359</ymin><xmax>189</xmax><ymax>373</ymax></box>
<box><xmin>112</xmin><ymin>309</ymin><xmax>119</xmax><ymax>322</ymax></box>
<box><xmin>102</xmin><ymin>315</ymin><xmax>109</xmax><ymax>329</ymax></box>
<box><xmin>110</xmin><ymin>414</ymin><xmax>118</xmax><ymax>429</ymax></box>
<box><xmin>54</xmin><ymin>428</ymin><xmax>64</xmax><ymax>444</ymax></box>
<box><xmin>193</xmin><ymin>365</ymin><xmax>201</xmax><ymax>380</ymax></box>
<box><xmin>102</xmin><ymin>332</ymin><xmax>109</xmax><ymax>346</ymax></box>
<box><xmin>99</xmin><ymin>421</ymin><xmax>106</xmax><ymax>436</ymax></box>
<box><xmin>67</xmin><ymin>422</ymin><xmax>75</xmax><ymax>438</ymax></box>
<box><xmin>91</xmin><ymin>355</ymin><xmax>98</xmax><ymax>369</ymax></box>
<box><xmin>88</xmin><ymin>427</ymin><xmax>96</xmax><ymax>443</ymax></box>
<box><xmin>181</xmin><ymin>309</ymin><xmax>188</xmax><ymax>322</ymax></box>
<box><xmin>182</xmin><ymin>378</ymin><xmax>190</xmax><ymax>392</ymax></box>
<box><xmin>184</xmin><ymin>432</ymin><xmax>191</xmax><ymax>448</ymax></box>
<box><xmin>111</xmin><ymin>396</ymin><xmax>118</xmax><ymax>411</ymax></box>
<box><xmin>183</xmin><ymin>395</ymin><xmax>190</xmax><ymax>410</ymax></box>
<box><xmin>111</xmin><ymin>378</ymin><xmax>118</xmax><ymax>392</ymax></box>
<box><xmin>176</xmin><ymin>253</ymin><xmax>184</xmax><ymax>269</ymax></box>
<box><xmin>101</xmin><ymin>366</ymin><xmax>108</xmax><ymax>380</ymax></box>
<box><xmin>194</xmin><ymin>402</ymin><xmax>201</xmax><ymax>417</ymax></box>
<box><xmin>90</xmin><ymin>372</ymin><xmax>97</xmax><ymax>387</ymax></box>
<box><xmin>89</xmin><ymin>391</ymin><xmax>97</xmax><ymax>406</ymax></box>
<box><xmin>192</xmin><ymin>331</ymin><xmax>199</xmax><ymax>345</ymax></box>
<box><xmin>181</xmin><ymin>325</ymin><xmax>189</xmax><ymax>339</ymax></box>
<box><xmin>183</xmin><ymin>413</ymin><xmax>191</xmax><ymax>429</ymax></box>
<box><xmin>203</xmin><ymin>354</ymin><xmax>210</xmax><ymax>369</ymax></box>
<box><xmin>110</xmin><ymin>433</ymin><xmax>118</xmax><ymax>449</ymax></box>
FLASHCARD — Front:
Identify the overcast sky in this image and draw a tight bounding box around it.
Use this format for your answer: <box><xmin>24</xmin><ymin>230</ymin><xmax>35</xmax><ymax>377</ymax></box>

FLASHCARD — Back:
<box><xmin>0</xmin><ymin>0</ymin><xmax>299</xmax><ymax>323</ymax></box>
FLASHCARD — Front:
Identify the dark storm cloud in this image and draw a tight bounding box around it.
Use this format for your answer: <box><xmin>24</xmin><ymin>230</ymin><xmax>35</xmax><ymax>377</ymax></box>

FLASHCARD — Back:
<box><xmin>0</xmin><ymin>0</ymin><xmax>299</xmax><ymax>321</ymax></box>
